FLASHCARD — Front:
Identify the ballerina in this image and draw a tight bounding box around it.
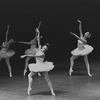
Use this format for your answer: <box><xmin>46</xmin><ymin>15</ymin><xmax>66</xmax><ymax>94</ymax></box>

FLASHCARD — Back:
<box><xmin>25</xmin><ymin>24</ymin><xmax>55</xmax><ymax>95</ymax></box>
<box><xmin>27</xmin><ymin>42</ymin><xmax>55</xmax><ymax>96</ymax></box>
<box><xmin>0</xmin><ymin>25</ymin><xmax>15</xmax><ymax>77</ymax></box>
<box><xmin>69</xmin><ymin>19</ymin><xmax>93</xmax><ymax>76</ymax></box>
<box><xmin>19</xmin><ymin>22</ymin><xmax>42</xmax><ymax>76</ymax></box>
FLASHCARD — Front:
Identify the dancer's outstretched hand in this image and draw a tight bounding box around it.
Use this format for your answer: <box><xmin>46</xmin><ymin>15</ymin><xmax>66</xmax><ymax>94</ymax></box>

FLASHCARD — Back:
<box><xmin>70</xmin><ymin>32</ymin><xmax>74</xmax><ymax>35</ymax></box>
<box><xmin>77</xmin><ymin>19</ymin><xmax>81</xmax><ymax>23</ymax></box>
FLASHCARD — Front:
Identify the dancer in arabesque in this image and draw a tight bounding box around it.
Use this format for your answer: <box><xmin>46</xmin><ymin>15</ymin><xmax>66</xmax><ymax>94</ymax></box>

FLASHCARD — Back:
<box><xmin>19</xmin><ymin>22</ymin><xmax>42</xmax><ymax>76</ymax></box>
<box><xmin>69</xmin><ymin>19</ymin><xmax>93</xmax><ymax>76</ymax></box>
<box><xmin>0</xmin><ymin>25</ymin><xmax>15</xmax><ymax>77</ymax></box>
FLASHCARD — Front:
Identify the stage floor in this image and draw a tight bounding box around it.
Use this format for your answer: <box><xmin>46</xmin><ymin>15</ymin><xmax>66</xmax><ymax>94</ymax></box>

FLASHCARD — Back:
<box><xmin>0</xmin><ymin>61</ymin><xmax>100</xmax><ymax>100</ymax></box>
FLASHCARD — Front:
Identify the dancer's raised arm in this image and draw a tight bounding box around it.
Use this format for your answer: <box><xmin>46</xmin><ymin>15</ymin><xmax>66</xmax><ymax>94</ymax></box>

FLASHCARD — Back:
<box><xmin>18</xmin><ymin>41</ymin><xmax>31</xmax><ymax>45</ymax></box>
<box><xmin>35</xmin><ymin>21</ymin><xmax>42</xmax><ymax>49</ymax></box>
<box><xmin>70</xmin><ymin>32</ymin><xmax>80</xmax><ymax>39</ymax></box>
<box><xmin>5</xmin><ymin>25</ymin><xmax>10</xmax><ymax>43</ymax></box>
<box><xmin>70</xmin><ymin>32</ymin><xmax>87</xmax><ymax>43</ymax></box>
<box><xmin>77</xmin><ymin>19</ymin><xmax>83</xmax><ymax>38</ymax></box>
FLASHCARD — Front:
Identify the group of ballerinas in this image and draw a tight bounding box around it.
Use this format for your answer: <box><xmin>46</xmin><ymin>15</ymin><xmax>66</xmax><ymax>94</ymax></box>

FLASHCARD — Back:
<box><xmin>0</xmin><ymin>19</ymin><xmax>93</xmax><ymax>96</ymax></box>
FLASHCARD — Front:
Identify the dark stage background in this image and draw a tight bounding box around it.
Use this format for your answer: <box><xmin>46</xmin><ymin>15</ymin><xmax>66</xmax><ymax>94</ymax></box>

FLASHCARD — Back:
<box><xmin>0</xmin><ymin>0</ymin><xmax>99</xmax><ymax>75</ymax></box>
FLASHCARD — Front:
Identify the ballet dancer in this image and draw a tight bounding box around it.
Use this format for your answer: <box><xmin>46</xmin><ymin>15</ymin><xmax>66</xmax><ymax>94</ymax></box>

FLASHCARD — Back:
<box><xmin>27</xmin><ymin>43</ymin><xmax>55</xmax><ymax>96</ymax></box>
<box><xmin>25</xmin><ymin>25</ymin><xmax>55</xmax><ymax>95</ymax></box>
<box><xmin>69</xmin><ymin>19</ymin><xmax>93</xmax><ymax>76</ymax></box>
<box><xmin>19</xmin><ymin>22</ymin><xmax>42</xmax><ymax>76</ymax></box>
<box><xmin>0</xmin><ymin>25</ymin><xmax>15</xmax><ymax>77</ymax></box>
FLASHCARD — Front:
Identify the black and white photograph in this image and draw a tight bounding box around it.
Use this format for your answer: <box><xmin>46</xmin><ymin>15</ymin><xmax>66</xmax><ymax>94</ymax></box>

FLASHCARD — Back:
<box><xmin>0</xmin><ymin>0</ymin><xmax>100</xmax><ymax>100</ymax></box>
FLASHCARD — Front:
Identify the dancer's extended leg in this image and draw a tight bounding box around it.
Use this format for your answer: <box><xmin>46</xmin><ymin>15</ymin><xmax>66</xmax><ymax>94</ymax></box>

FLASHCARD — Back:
<box><xmin>69</xmin><ymin>56</ymin><xmax>78</xmax><ymax>76</ymax></box>
<box><xmin>24</xmin><ymin>56</ymin><xmax>31</xmax><ymax>76</ymax></box>
<box><xmin>84</xmin><ymin>55</ymin><xmax>92</xmax><ymax>76</ymax></box>
<box><xmin>27</xmin><ymin>72</ymin><xmax>36</xmax><ymax>95</ymax></box>
<box><xmin>5</xmin><ymin>58</ymin><xmax>12</xmax><ymax>77</ymax></box>
<box><xmin>43</xmin><ymin>72</ymin><xmax>55</xmax><ymax>96</ymax></box>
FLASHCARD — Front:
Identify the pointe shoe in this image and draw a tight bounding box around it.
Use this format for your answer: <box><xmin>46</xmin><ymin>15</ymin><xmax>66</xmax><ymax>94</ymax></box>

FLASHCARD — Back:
<box><xmin>51</xmin><ymin>91</ymin><xmax>56</xmax><ymax>96</ymax></box>
<box><xmin>23</xmin><ymin>70</ymin><xmax>27</xmax><ymax>76</ymax></box>
<box><xmin>27</xmin><ymin>87</ymin><xmax>32</xmax><ymax>95</ymax></box>
<box><xmin>9</xmin><ymin>73</ymin><xmax>12</xmax><ymax>77</ymax></box>
<box><xmin>69</xmin><ymin>69</ymin><xmax>73</xmax><ymax>76</ymax></box>
<box><xmin>20</xmin><ymin>55</ymin><xmax>26</xmax><ymax>58</ymax></box>
<box><xmin>88</xmin><ymin>73</ymin><xmax>92</xmax><ymax>76</ymax></box>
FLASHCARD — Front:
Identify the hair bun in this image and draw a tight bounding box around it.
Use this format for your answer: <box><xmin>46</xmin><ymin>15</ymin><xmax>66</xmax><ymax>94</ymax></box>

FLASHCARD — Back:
<box><xmin>46</xmin><ymin>43</ymin><xmax>49</xmax><ymax>46</ymax></box>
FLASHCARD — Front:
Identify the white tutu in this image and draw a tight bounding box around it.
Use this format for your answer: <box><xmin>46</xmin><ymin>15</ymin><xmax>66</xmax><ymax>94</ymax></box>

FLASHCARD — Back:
<box><xmin>0</xmin><ymin>49</ymin><xmax>15</xmax><ymax>58</ymax></box>
<box><xmin>25</xmin><ymin>48</ymin><xmax>37</xmax><ymax>55</ymax></box>
<box><xmin>6</xmin><ymin>50</ymin><xmax>15</xmax><ymax>57</ymax></box>
<box><xmin>71</xmin><ymin>44</ymin><xmax>93</xmax><ymax>56</ymax></box>
<box><xmin>28</xmin><ymin>61</ymin><xmax>54</xmax><ymax>72</ymax></box>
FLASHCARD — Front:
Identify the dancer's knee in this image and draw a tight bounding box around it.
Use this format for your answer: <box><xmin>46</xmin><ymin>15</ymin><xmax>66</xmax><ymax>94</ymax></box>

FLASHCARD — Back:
<box><xmin>28</xmin><ymin>72</ymin><xmax>36</xmax><ymax>78</ymax></box>
<box><xmin>43</xmin><ymin>72</ymin><xmax>50</xmax><ymax>82</ymax></box>
<box><xmin>70</xmin><ymin>56</ymin><xmax>74</xmax><ymax>61</ymax></box>
<box><xmin>70</xmin><ymin>56</ymin><xmax>77</xmax><ymax>61</ymax></box>
<box><xmin>28</xmin><ymin>72</ymin><xmax>32</xmax><ymax>78</ymax></box>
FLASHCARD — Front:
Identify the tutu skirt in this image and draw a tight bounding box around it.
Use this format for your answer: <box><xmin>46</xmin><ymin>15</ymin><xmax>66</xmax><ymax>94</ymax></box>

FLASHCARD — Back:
<box><xmin>0</xmin><ymin>49</ymin><xmax>15</xmax><ymax>58</ymax></box>
<box><xmin>71</xmin><ymin>45</ymin><xmax>93</xmax><ymax>56</ymax></box>
<box><xmin>25</xmin><ymin>49</ymin><xmax>36</xmax><ymax>55</ymax></box>
<box><xmin>28</xmin><ymin>61</ymin><xmax>54</xmax><ymax>72</ymax></box>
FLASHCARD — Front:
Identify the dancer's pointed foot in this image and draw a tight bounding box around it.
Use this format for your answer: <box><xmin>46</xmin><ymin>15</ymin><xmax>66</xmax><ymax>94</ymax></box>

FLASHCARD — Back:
<box><xmin>23</xmin><ymin>70</ymin><xmax>27</xmax><ymax>76</ymax></box>
<box><xmin>88</xmin><ymin>73</ymin><xmax>92</xmax><ymax>76</ymax></box>
<box><xmin>51</xmin><ymin>91</ymin><xmax>56</xmax><ymax>96</ymax></box>
<box><xmin>9</xmin><ymin>73</ymin><xmax>12</xmax><ymax>77</ymax></box>
<box><xmin>27</xmin><ymin>87</ymin><xmax>32</xmax><ymax>95</ymax></box>
<box><xmin>69</xmin><ymin>69</ymin><xmax>73</xmax><ymax>76</ymax></box>
<box><xmin>20</xmin><ymin>55</ymin><xmax>26</xmax><ymax>58</ymax></box>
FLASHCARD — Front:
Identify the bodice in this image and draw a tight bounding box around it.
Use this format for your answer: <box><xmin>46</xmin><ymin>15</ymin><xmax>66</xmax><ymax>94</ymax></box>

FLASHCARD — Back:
<box><xmin>77</xmin><ymin>40</ymin><xmax>85</xmax><ymax>50</ymax></box>
<box><xmin>35</xmin><ymin>50</ymin><xmax>45</xmax><ymax>63</ymax></box>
